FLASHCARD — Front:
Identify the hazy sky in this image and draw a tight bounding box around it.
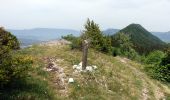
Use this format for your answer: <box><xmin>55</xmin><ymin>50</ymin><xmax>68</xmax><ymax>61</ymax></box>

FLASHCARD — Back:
<box><xmin>0</xmin><ymin>0</ymin><xmax>170</xmax><ymax>32</ymax></box>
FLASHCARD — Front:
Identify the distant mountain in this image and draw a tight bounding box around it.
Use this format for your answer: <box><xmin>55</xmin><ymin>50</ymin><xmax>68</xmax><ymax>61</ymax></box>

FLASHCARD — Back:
<box><xmin>8</xmin><ymin>27</ymin><xmax>170</xmax><ymax>48</ymax></box>
<box><xmin>116</xmin><ymin>24</ymin><xmax>166</xmax><ymax>54</ymax></box>
<box><xmin>152</xmin><ymin>31</ymin><xmax>170</xmax><ymax>43</ymax></box>
<box><xmin>103</xmin><ymin>28</ymin><xmax>170</xmax><ymax>43</ymax></box>
<box><xmin>103</xmin><ymin>29</ymin><xmax>119</xmax><ymax>35</ymax></box>
<box><xmin>8</xmin><ymin>28</ymin><xmax>80</xmax><ymax>47</ymax></box>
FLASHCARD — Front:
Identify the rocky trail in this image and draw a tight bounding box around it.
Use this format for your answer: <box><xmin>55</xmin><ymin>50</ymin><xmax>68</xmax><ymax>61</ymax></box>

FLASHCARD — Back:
<box><xmin>43</xmin><ymin>57</ymin><xmax>68</xmax><ymax>96</ymax></box>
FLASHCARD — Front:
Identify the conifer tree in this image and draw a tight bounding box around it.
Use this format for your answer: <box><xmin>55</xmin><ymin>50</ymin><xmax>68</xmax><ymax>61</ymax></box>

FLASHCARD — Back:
<box><xmin>82</xmin><ymin>19</ymin><xmax>105</xmax><ymax>51</ymax></box>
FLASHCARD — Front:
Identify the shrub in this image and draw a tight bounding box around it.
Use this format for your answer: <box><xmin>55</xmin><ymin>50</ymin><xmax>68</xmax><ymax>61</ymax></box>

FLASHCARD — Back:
<box><xmin>145</xmin><ymin>50</ymin><xmax>165</xmax><ymax>65</ymax></box>
<box><xmin>0</xmin><ymin>27</ymin><xmax>33</xmax><ymax>88</ymax></box>
<box><xmin>159</xmin><ymin>48</ymin><xmax>170</xmax><ymax>82</ymax></box>
<box><xmin>70</xmin><ymin>38</ymin><xmax>82</xmax><ymax>50</ymax></box>
<box><xmin>0</xmin><ymin>54</ymin><xmax>33</xmax><ymax>87</ymax></box>
<box><xmin>62</xmin><ymin>34</ymin><xmax>82</xmax><ymax>50</ymax></box>
<box><xmin>100</xmin><ymin>36</ymin><xmax>112</xmax><ymax>54</ymax></box>
<box><xmin>0</xmin><ymin>27</ymin><xmax>19</xmax><ymax>53</ymax></box>
<box><xmin>112</xmin><ymin>47</ymin><xmax>121</xmax><ymax>57</ymax></box>
<box><xmin>161</xmin><ymin>48</ymin><xmax>170</xmax><ymax>66</ymax></box>
<box><xmin>156</xmin><ymin>64</ymin><xmax>170</xmax><ymax>82</ymax></box>
<box><xmin>111</xmin><ymin>32</ymin><xmax>139</xmax><ymax>59</ymax></box>
<box><xmin>62</xmin><ymin>34</ymin><xmax>77</xmax><ymax>42</ymax></box>
<box><xmin>145</xmin><ymin>50</ymin><xmax>170</xmax><ymax>82</ymax></box>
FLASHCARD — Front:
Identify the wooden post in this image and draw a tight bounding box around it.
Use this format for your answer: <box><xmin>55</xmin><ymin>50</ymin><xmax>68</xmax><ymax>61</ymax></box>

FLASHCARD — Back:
<box><xmin>82</xmin><ymin>40</ymin><xmax>89</xmax><ymax>70</ymax></box>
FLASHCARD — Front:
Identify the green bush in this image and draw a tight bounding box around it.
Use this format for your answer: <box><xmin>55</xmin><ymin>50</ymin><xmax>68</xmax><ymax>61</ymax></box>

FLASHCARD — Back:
<box><xmin>126</xmin><ymin>48</ymin><xmax>140</xmax><ymax>60</ymax></box>
<box><xmin>100</xmin><ymin>36</ymin><xmax>112</xmax><ymax>54</ymax></box>
<box><xmin>62</xmin><ymin>34</ymin><xmax>82</xmax><ymax>50</ymax></box>
<box><xmin>112</xmin><ymin>47</ymin><xmax>121</xmax><ymax>57</ymax></box>
<box><xmin>62</xmin><ymin>34</ymin><xmax>77</xmax><ymax>42</ymax></box>
<box><xmin>145</xmin><ymin>64</ymin><xmax>170</xmax><ymax>82</ymax></box>
<box><xmin>0</xmin><ymin>27</ymin><xmax>33</xmax><ymax>88</ymax></box>
<box><xmin>159</xmin><ymin>49</ymin><xmax>170</xmax><ymax>82</ymax></box>
<box><xmin>145</xmin><ymin>50</ymin><xmax>165</xmax><ymax>65</ymax></box>
<box><xmin>70</xmin><ymin>38</ymin><xmax>82</xmax><ymax>50</ymax></box>
<box><xmin>161</xmin><ymin>48</ymin><xmax>170</xmax><ymax>66</ymax></box>
<box><xmin>0</xmin><ymin>54</ymin><xmax>33</xmax><ymax>87</ymax></box>
<box><xmin>0</xmin><ymin>27</ymin><xmax>19</xmax><ymax>57</ymax></box>
<box><xmin>145</xmin><ymin>50</ymin><xmax>170</xmax><ymax>82</ymax></box>
<box><xmin>111</xmin><ymin>32</ymin><xmax>139</xmax><ymax>60</ymax></box>
<box><xmin>156</xmin><ymin>64</ymin><xmax>170</xmax><ymax>82</ymax></box>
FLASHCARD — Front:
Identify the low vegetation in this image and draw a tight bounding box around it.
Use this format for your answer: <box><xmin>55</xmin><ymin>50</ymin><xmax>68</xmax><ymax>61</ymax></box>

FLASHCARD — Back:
<box><xmin>0</xmin><ymin>43</ymin><xmax>168</xmax><ymax>99</ymax></box>
<box><xmin>0</xmin><ymin>19</ymin><xmax>170</xmax><ymax>99</ymax></box>
<box><xmin>63</xmin><ymin>19</ymin><xmax>170</xmax><ymax>83</ymax></box>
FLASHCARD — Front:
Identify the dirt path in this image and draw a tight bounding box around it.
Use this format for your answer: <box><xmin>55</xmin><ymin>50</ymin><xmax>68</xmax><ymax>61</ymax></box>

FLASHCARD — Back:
<box><xmin>118</xmin><ymin>57</ymin><xmax>165</xmax><ymax>100</ymax></box>
<box><xmin>43</xmin><ymin>57</ymin><xmax>68</xmax><ymax>96</ymax></box>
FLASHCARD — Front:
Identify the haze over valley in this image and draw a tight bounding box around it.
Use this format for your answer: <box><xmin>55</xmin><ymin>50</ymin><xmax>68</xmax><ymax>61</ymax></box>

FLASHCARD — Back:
<box><xmin>8</xmin><ymin>26</ymin><xmax>170</xmax><ymax>47</ymax></box>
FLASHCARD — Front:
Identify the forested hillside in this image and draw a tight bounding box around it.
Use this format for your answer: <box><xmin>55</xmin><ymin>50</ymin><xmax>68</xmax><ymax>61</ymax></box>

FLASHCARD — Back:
<box><xmin>118</xmin><ymin>24</ymin><xmax>166</xmax><ymax>54</ymax></box>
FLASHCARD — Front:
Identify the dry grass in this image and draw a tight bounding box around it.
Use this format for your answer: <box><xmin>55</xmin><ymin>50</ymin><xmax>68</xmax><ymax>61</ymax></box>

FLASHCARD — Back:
<box><xmin>15</xmin><ymin>44</ymin><xmax>170</xmax><ymax>100</ymax></box>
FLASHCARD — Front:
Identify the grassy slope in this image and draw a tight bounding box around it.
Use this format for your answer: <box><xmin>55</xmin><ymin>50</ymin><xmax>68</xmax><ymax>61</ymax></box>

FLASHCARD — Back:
<box><xmin>5</xmin><ymin>44</ymin><xmax>170</xmax><ymax>100</ymax></box>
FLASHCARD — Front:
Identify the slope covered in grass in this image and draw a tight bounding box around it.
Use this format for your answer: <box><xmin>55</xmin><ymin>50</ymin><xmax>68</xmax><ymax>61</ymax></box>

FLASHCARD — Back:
<box><xmin>3</xmin><ymin>42</ymin><xmax>170</xmax><ymax>100</ymax></box>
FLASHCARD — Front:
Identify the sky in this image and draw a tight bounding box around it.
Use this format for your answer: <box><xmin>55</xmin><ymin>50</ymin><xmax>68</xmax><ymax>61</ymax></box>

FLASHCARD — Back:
<box><xmin>0</xmin><ymin>0</ymin><xmax>170</xmax><ymax>32</ymax></box>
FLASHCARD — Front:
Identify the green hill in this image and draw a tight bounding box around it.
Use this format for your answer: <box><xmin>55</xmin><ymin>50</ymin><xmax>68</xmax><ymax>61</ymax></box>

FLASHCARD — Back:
<box><xmin>118</xmin><ymin>24</ymin><xmax>166</xmax><ymax>54</ymax></box>
<box><xmin>1</xmin><ymin>42</ymin><xmax>170</xmax><ymax>100</ymax></box>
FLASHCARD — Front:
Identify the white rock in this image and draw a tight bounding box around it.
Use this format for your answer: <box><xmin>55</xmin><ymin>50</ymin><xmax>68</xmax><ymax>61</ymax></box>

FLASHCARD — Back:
<box><xmin>93</xmin><ymin>65</ymin><xmax>97</xmax><ymax>69</ymax></box>
<box><xmin>68</xmin><ymin>78</ymin><xmax>74</xmax><ymax>83</ymax></box>
<box><xmin>78</xmin><ymin>62</ymin><xmax>82</xmax><ymax>66</ymax></box>
<box><xmin>86</xmin><ymin>66</ymin><xmax>93</xmax><ymax>72</ymax></box>
<box><xmin>73</xmin><ymin>65</ymin><xmax>77</xmax><ymax>69</ymax></box>
<box><xmin>72</xmin><ymin>62</ymin><xmax>97</xmax><ymax>72</ymax></box>
<box><xmin>76</xmin><ymin>65</ymin><xmax>82</xmax><ymax>71</ymax></box>
<box><xmin>46</xmin><ymin>69</ymin><xmax>52</xmax><ymax>71</ymax></box>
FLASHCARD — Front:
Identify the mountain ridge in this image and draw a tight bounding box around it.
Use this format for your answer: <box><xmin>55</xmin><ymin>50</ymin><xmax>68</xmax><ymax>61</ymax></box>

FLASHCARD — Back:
<box><xmin>151</xmin><ymin>31</ymin><xmax>170</xmax><ymax>42</ymax></box>
<box><xmin>116</xmin><ymin>24</ymin><xmax>166</xmax><ymax>54</ymax></box>
<box><xmin>103</xmin><ymin>28</ymin><xmax>170</xmax><ymax>43</ymax></box>
<box><xmin>7</xmin><ymin>26</ymin><xmax>170</xmax><ymax>47</ymax></box>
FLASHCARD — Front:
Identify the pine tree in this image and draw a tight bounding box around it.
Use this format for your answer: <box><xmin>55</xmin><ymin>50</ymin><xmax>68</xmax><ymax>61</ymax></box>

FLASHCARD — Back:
<box><xmin>82</xmin><ymin>19</ymin><xmax>104</xmax><ymax>51</ymax></box>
